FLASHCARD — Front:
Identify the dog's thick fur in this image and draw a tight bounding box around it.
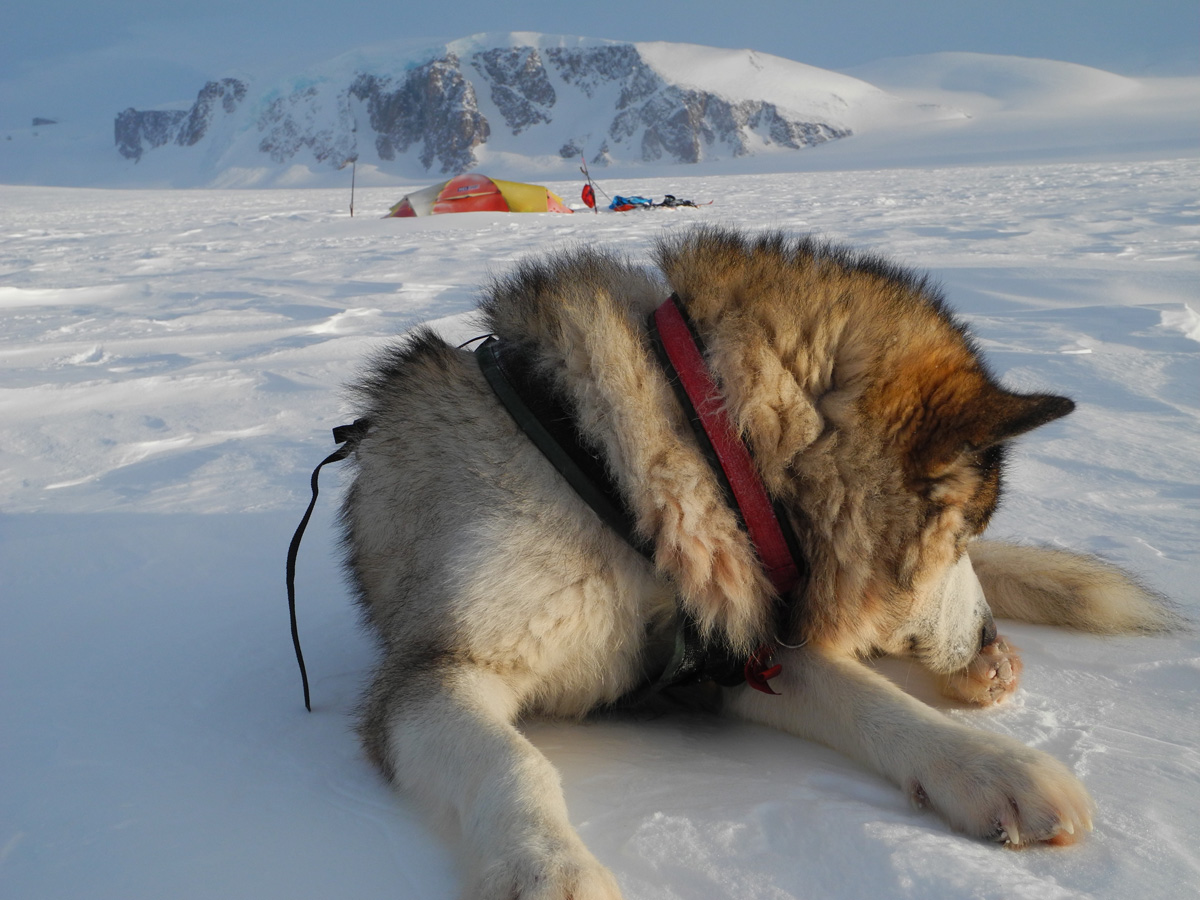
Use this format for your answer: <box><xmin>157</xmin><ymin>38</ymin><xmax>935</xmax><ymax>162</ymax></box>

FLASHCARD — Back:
<box><xmin>341</xmin><ymin>228</ymin><xmax>1177</xmax><ymax>900</ymax></box>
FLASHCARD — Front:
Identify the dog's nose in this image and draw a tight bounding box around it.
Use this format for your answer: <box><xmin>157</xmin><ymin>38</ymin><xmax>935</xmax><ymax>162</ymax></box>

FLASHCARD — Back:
<box><xmin>980</xmin><ymin>614</ymin><xmax>998</xmax><ymax>650</ymax></box>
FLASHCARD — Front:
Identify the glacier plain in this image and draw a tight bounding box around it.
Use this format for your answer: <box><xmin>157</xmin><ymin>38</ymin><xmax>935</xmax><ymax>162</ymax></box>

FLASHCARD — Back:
<box><xmin>2</xmin><ymin>154</ymin><xmax>1198</xmax><ymax>899</ymax></box>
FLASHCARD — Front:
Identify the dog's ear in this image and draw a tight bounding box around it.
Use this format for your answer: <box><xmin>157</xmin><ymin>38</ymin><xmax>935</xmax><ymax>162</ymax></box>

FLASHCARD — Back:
<box><xmin>970</xmin><ymin>390</ymin><xmax>1075</xmax><ymax>449</ymax></box>
<box><xmin>903</xmin><ymin>379</ymin><xmax>1074</xmax><ymax>480</ymax></box>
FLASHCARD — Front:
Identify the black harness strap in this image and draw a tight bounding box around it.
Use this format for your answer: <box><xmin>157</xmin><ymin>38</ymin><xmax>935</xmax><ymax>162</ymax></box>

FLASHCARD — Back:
<box><xmin>285</xmin><ymin>417</ymin><xmax>370</xmax><ymax>711</ymax></box>
<box><xmin>476</xmin><ymin>338</ymin><xmax>652</xmax><ymax>558</ymax></box>
<box><xmin>475</xmin><ymin>337</ymin><xmax>751</xmax><ymax>697</ymax></box>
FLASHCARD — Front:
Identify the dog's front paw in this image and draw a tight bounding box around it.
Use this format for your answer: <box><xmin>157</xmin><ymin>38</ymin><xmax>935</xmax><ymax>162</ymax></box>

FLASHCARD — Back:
<box><xmin>939</xmin><ymin>635</ymin><xmax>1023</xmax><ymax>706</ymax></box>
<box><xmin>908</xmin><ymin>730</ymin><xmax>1094</xmax><ymax>847</ymax></box>
<box><xmin>471</xmin><ymin>842</ymin><xmax>623</xmax><ymax>900</ymax></box>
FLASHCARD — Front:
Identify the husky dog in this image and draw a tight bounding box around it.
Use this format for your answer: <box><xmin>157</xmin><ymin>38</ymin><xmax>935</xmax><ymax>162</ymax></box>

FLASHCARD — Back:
<box><xmin>340</xmin><ymin>228</ymin><xmax>1175</xmax><ymax>900</ymax></box>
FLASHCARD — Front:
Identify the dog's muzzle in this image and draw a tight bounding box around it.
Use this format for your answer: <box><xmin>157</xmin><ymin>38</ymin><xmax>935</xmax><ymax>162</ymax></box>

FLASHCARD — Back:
<box><xmin>939</xmin><ymin>554</ymin><xmax>993</xmax><ymax>655</ymax></box>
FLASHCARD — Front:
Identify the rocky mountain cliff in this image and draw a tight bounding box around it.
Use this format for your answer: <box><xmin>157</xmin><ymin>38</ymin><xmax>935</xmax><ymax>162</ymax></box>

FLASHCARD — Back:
<box><xmin>116</xmin><ymin>79</ymin><xmax>248</xmax><ymax>163</ymax></box>
<box><xmin>112</xmin><ymin>35</ymin><xmax>920</xmax><ymax>181</ymax></box>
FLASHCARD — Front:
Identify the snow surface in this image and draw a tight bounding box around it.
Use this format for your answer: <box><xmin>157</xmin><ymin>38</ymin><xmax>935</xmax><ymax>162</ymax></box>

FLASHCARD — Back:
<box><xmin>2</xmin><ymin>140</ymin><xmax>1199</xmax><ymax>899</ymax></box>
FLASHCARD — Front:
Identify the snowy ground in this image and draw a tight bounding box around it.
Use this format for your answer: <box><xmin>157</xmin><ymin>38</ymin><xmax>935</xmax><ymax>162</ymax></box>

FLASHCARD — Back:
<box><xmin>2</xmin><ymin>158</ymin><xmax>1198</xmax><ymax>899</ymax></box>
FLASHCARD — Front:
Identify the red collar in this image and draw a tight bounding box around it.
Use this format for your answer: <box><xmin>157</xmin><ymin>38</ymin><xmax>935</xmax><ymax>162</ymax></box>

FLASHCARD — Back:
<box><xmin>652</xmin><ymin>296</ymin><xmax>802</xmax><ymax>596</ymax></box>
<box><xmin>652</xmin><ymin>296</ymin><xmax>803</xmax><ymax>693</ymax></box>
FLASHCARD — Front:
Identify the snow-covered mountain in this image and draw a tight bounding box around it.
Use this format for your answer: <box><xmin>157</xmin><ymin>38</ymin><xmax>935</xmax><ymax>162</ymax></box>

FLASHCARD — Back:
<box><xmin>110</xmin><ymin>33</ymin><xmax>953</xmax><ymax>185</ymax></box>
<box><xmin>3</xmin><ymin>36</ymin><xmax>1194</xmax><ymax>188</ymax></box>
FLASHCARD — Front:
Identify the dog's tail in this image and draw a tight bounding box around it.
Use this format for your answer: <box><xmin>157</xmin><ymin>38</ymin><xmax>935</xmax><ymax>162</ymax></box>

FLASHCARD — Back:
<box><xmin>969</xmin><ymin>540</ymin><xmax>1187</xmax><ymax>634</ymax></box>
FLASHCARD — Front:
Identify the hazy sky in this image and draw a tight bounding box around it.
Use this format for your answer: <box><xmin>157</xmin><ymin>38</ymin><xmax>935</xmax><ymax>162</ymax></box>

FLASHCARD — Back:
<box><xmin>1</xmin><ymin>0</ymin><xmax>1196</xmax><ymax>123</ymax></box>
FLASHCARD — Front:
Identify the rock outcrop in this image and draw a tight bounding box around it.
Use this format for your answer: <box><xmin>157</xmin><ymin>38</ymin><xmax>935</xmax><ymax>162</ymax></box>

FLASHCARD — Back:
<box><xmin>116</xmin><ymin>78</ymin><xmax>247</xmax><ymax>162</ymax></box>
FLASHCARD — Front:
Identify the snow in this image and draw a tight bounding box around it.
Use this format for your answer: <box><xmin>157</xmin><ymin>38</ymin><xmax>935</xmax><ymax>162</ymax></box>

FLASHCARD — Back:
<box><xmin>2</xmin><ymin>56</ymin><xmax>1199</xmax><ymax>900</ymax></box>
<box><xmin>827</xmin><ymin>55</ymin><xmax>1200</xmax><ymax>170</ymax></box>
<box><xmin>848</xmin><ymin>52</ymin><xmax>1144</xmax><ymax>110</ymax></box>
<box><xmin>634</xmin><ymin>40</ymin><xmax>924</xmax><ymax>131</ymax></box>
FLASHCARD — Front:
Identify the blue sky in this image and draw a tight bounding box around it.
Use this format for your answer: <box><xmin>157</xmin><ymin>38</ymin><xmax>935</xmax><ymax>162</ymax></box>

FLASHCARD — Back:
<box><xmin>1</xmin><ymin>0</ymin><xmax>1195</xmax><ymax>125</ymax></box>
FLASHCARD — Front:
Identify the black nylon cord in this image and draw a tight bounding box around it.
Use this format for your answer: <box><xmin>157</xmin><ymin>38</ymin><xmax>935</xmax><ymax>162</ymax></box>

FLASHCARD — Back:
<box><xmin>285</xmin><ymin>418</ymin><xmax>370</xmax><ymax>711</ymax></box>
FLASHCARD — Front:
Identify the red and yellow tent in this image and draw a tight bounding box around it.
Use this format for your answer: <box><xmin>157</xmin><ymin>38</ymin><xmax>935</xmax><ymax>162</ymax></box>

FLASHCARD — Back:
<box><xmin>386</xmin><ymin>173</ymin><xmax>572</xmax><ymax>217</ymax></box>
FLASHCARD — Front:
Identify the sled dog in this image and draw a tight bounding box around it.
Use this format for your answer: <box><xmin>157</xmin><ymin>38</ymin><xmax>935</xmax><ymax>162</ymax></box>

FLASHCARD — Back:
<box><xmin>340</xmin><ymin>228</ymin><xmax>1175</xmax><ymax>899</ymax></box>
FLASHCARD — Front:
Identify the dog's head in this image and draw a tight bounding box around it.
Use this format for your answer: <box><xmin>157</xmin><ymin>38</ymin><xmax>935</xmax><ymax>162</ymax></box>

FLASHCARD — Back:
<box><xmin>853</xmin><ymin>378</ymin><xmax>1072</xmax><ymax>672</ymax></box>
<box><xmin>658</xmin><ymin>228</ymin><xmax>1074</xmax><ymax>672</ymax></box>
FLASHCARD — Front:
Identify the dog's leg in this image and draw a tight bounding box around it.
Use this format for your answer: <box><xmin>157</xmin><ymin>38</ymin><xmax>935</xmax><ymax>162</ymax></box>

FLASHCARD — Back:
<box><xmin>725</xmin><ymin>645</ymin><xmax>1094</xmax><ymax>847</ymax></box>
<box><xmin>361</xmin><ymin>659</ymin><xmax>623</xmax><ymax>900</ymax></box>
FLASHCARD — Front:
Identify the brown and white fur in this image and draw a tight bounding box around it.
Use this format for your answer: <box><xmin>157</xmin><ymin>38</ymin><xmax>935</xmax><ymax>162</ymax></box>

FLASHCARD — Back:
<box><xmin>341</xmin><ymin>228</ymin><xmax>1178</xmax><ymax>900</ymax></box>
